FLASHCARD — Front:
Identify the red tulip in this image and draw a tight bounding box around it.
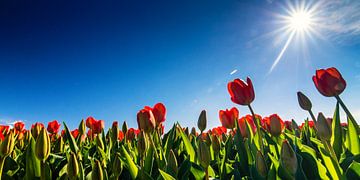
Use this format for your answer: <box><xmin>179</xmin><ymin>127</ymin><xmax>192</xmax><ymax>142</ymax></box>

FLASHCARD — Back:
<box><xmin>14</xmin><ymin>121</ymin><xmax>25</xmax><ymax>132</ymax></box>
<box><xmin>284</xmin><ymin>121</ymin><xmax>292</xmax><ymax>130</ymax></box>
<box><xmin>0</xmin><ymin>125</ymin><xmax>10</xmax><ymax>134</ymax></box>
<box><xmin>47</xmin><ymin>120</ymin><xmax>61</xmax><ymax>134</ymax></box>
<box><xmin>219</xmin><ymin>107</ymin><xmax>239</xmax><ymax>129</ymax></box>
<box><xmin>340</xmin><ymin>122</ymin><xmax>347</xmax><ymax>127</ymax></box>
<box><xmin>71</xmin><ymin>129</ymin><xmax>79</xmax><ymax>139</ymax></box>
<box><xmin>211</xmin><ymin>126</ymin><xmax>227</xmax><ymax>136</ymax></box>
<box><xmin>92</xmin><ymin>120</ymin><xmax>104</xmax><ymax>134</ymax></box>
<box><xmin>118</xmin><ymin>131</ymin><xmax>124</xmax><ymax>141</ymax></box>
<box><xmin>238</xmin><ymin>115</ymin><xmax>257</xmax><ymax>138</ymax></box>
<box><xmin>299</xmin><ymin>121</ymin><xmax>315</xmax><ymax>129</ymax></box>
<box><xmin>137</xmin><ymin>107</ymin><xmax>156</xmax><ymax>133</ymax></box>
<box><xmin>152</xmin><ymin>103</ymin><xmax>166</xmax><ymax>126</ymax></box>
<box><xmin>264</xmin><ymin>114</ymin><xmax>284</xmax><ymax>136</ymax></box>
<box><xmin>126</xmin><ymin>128</ymin><xmax>136</xmax><ymax>141</ymax></box>
<box><xmin>86</xmin><ymin>116</ymin><xmax>96</xmax><ymax>129</ymax></box>
<box><xmin>228</xmin><ymin>77</ymin><xmax>255</xmax><ymax>105</ymax></box>
<box><xmin>312</xmin><ymin>67</ymin><xmax>346</xmax><ymax>97</ymax></box>
<box><xmin>0</xmin><ymin>131</ymin><xmax>4</xmax><ymax>141</ymax></box>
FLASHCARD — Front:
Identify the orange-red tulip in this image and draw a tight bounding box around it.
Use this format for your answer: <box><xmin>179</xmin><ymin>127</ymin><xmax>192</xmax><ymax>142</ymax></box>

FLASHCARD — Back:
<box><xmin>137</xmin><ymin>107</ymin><xmax>155</xmax><ymax>133</ymax></box>
<box><xmin>238</xmin><ymin>115</ymin><xmax>258</xmax><ymax>138</ymax></box>
<box><xmin>14</xmin><ymin>121</ymin><xmax>25</xmax><ymax>132</ymax></box>
<box><xmin>219</xmin><ymin>107</ymin><xmax>239</xmax><ymax>129</ymax></box>
<box><xmin>312</xmin><ymin>67</ymin><xmax>346</xmax><ymax>97</ymax></box>
<box><xmin>47</xmin><ymin>120</ymin><xmax>61</xmax><ymax>134</ymax></box>
<box><xmin>264</xmin><ymin>114</ymin><xmax>284</xmax><ymax>136</ymax></box>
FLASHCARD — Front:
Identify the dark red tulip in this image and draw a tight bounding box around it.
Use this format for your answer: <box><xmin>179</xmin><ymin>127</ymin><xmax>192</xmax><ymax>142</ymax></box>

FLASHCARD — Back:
<box><xmin>118</xmin><ymin>131</ymin><xmax>124</xmax><ymax>141</ymax></box>
<box><xmin>228</xmin><ymin>77</ymin><xmax>255</xmax><ymax>105</ymax></box>
<box><xmin>0</xmin><ymin>125</ymin><xmax>10</xmax><ymax>134</ymax></box>
<box><xmin>126</xmin><ymin>128</ymin><xmax>136</xmax><ymax>141</ymax></box>
<box><xmin>312</xmin><ymin>67</ymin><xmax>346</xmax><ymax>97</ymax></box>
<box><xmin>71</xmin><ymin>129</ymin><xmax>79</xmax><ymax>139</ymax></box>
<box><xmin>284</xmin><ymin>121</ymin><xmax>292</xmax><ymax>130</ymax></box>
<box><xmin>219</xmin><ymin>107</ymin><xmax>239</xmax><ymax>129</ymax></box>
<box><xmin>238</xmin><ymin>115</ymin><xmax>257</xmax><ymax>138</ymax></box>
<box><xmin>14</xmin><ymin>122</ymin><xmax>25</xmax><ymax>132</ymax></box>
<box><xmin>47</xmin><ymin>120</ymin><xmax>61</xmax><ymax>134</ymax></box>
<box><xmin>299</xmin><ymin>121</ymin><xmax>315</xmax><ymax>129</ymax></box>
<box><xmin>137</xmin><ymin>107</ymin><xmax>156</xmax><ymax>133</ymax></box>
<box><xmin>92</xmin><ymin>120</ymin><xmax>104</xmax><ymax>134</ymax></box>
<box><xmin>264</xmin><ymin>114</ymin><xmax>284</xmax><ymax>136</ymax></box>
<box><xmin>0</xmin><ymin>131</ymin><xmax>4</xmax><ymax>141</ymax></box>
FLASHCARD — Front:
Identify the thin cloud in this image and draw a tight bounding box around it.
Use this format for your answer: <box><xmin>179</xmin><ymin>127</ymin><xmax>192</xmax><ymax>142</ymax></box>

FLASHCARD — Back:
<box><xmin>230</xmin><ymin>69</ymin><xmax>238</xmax><ymax>75</ymax></box>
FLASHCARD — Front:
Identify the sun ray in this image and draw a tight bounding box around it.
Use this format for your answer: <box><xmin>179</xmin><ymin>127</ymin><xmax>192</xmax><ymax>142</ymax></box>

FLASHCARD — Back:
<box><xmin>269</xmin><ymin>30</ymin><xmax>295</xmax><ymax>73</ymax></box>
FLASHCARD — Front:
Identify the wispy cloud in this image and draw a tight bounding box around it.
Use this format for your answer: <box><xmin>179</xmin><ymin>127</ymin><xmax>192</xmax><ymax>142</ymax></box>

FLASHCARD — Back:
<box><xmin>321</xmin><ymin>0</ymin><xmax>360</xmax><ymax>45</ymax></box>
<box><xmin>230</xmin><ymin>69</ymin><xmax>237</xmax><ymax>75</ymax></box>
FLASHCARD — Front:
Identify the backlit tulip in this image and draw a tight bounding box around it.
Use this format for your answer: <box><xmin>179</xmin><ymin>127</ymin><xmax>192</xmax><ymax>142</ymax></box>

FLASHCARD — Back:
<box><xmin>219</xmin><ymin>107</ymin><xmax>239</xmax><ymax>129</ymax></box>
<box><xmin>238</xmin><ymin>115</ymin><xmax>258</xmax><ymax>138</ymax></box>
<box><xmin>312</xmin><ymin>67</ymin><xmax>346</xmax><ymax>97</ymax></box>
<box><xmin>264</xmin><ymin>114</ymin><xmax>284</xmax><ymax>136</ymax></box>
<box><xmin>280</xmin><ymin>140</ymin><xmax>298</xmax><ymax>175</ymax></box>
<box><xmin>228</xmin><ymin>77</ymin><xmax>255</xmax><ymax>105</ymax></box>
<box><xmin>316</xmin><ymin>113</ymin><xmax>332</xmax><ymax>141</ymax></box>
<box><xmin>151</xmin><ymin>103</ymin><xmax>166</xmax><ymax>126</ymax></box>
<box><xmin>85</xmin><ymin>116</ymin><xmax>96</xmax><ymax>129</ymax></box>
<box><xmin>47</xmin><ymin>120</ymin><xmax>61</xmax><ymax>134</ymax></box>
<box><xmin>137</xmin><ymin>107</ymin><xmax>156</xmax><ymax>133</ymax></box>
<box><xmin>14</xmin><ymin>121</ymin><xmax>25</xmax><ymax>132</ymax></box>
<box><xmin>71</xmin><ymin>129</ymin><xmax>79</xmax><ymax>139</ymax></box>
<box><xmin>0</xmin><ymin>125</ymin><xmax>9</xmax><ymax>134</ymax></box>
<box><xmin>0</xmin><ymin>131</ymin><xmax>15</xmax><ymax>157</ymax></box>
<box><xmin>284</xmin><ymin>121</ymin><xmax>292</xmax><ymax>130</ymax></box>
<box><xmin>92</xmin><ymin>120</ymin><xmax>104</xmax><ymax>134</ymax></box>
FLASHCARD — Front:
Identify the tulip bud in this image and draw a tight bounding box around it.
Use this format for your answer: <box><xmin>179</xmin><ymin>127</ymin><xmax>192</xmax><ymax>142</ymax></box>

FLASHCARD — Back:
<box><xmin>113</xmin><ymin>153</ymin><xmax>123</xmax><ymax>178</ymax></box>
<box><xmin>191</xmin><ymin>127</ymin><xmax>197</xmax><ymax>136</ymax></box>
<box><xmin>95</xmin><ymin>135</ymin><xmax>105</xmax><ymax>151</ymax></box>
<box><xmin>211</xmin><ymin>135</ymin><xmax>220</xmax><ymax>155</ymax></box>
<box><xmin>79</xmin><ymin>119</ymin><xmax>86</xmax><ymax>135</ymax></box>
<box><xmin>256</xmin><ymin>151</ymin><xmax>268</xmax><ymax>177</ymax></box>
<box><xmin>197</xmin><ymin>110</ymin><xmax>207</xmax><ymax>132</ymax></box>
<box><xmin>168</xmin><ymin>150</ymin><xmax>178</xmax><ymax>174</ymax></box>
<box><xmin>122</xmin><ymin>121</ymin><xmax>128</xmax><ymax>135</ymax></box>
<box><xmin>31</xmin><ymin>123</ymin><xmax>44</xmax><ymax>139</ymax></box>
<box><xmin>54</xmin><ymin>136</ymin><xmax>64</xmax><ymax>153</ymax></box>
<box><xmin>111</xmin><ymin>121</ymin><xmax>119</xmax><ymax>143</ymax></box>
<box><xmin>316</xmin><ymin>113</ymin><xmax>332</xmax><ymax>141</ymax></box>
<box><xmin>35</xmin><ymin>128</ymin><xmax>51</xmax><ymax>161</ymax></box>
<box><xmin>67</xmin><ymin>152</ymin><xmax>79</xmax><ymax>179</ymax></box>
<box><xmin>184</xmin><ymin>127</ymin><xmax>189</xmax><ymax>136</ymax></box>
<box><xmin>297</xmin><ymin>92</ymin><xmax>312</xmax><ymax>111</ymax></box>
<box><xmin>280</xmin><ymin>140</ymin><xmax>298</xmax><ymax>175</ymax></box>
<box><xmin>92</xmin><ymin>160</ymin><xmax>104</xmax><ymax>180</ymax></box>
<box><xmin>137</xmin><ymin>131</ymin><xmax>147</xmax><ymax>156</ymax></box>
<box><xmin>268</xmin><ymin>114</ymin><xmax>284</xmax><ymax>136</ymax></box>
<box><xmin>197</xmin><ymin>141</ymin><xmax>210</xmax><ymax>169</ymax></box>
<box><xmin>0</xmin><ymin>131</ymin><xmax>15</xmax><ymax>157</ymax></box>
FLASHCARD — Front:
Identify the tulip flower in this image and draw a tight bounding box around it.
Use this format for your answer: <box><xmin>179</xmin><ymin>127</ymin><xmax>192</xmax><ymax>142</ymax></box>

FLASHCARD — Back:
<box><xmin>35</xmin><ymin>128</ymin><xmax>51</xmax><ymax>161</ymax></box>
<box><xmin>111</xmin><ymin>121</ymin><xmax>119</xmax><ymax>143</ymax></box>
<box><xmin>137</xmin><ymin>107</ymin><xmax>156</xmax><ymax>133</ymax></box>
<box><xmin>47</xmin><ymin>120</ymin><xmax>61</xmax><ymax>134</ymax></box>
<box><xmin>0</xmin><ymin>131</ymin><xmax>15</xmax><ymax>157</ymax></box>
<box><xmin>219</xmin><ymin>107</ymin><xmax>239</xmax><ymax>129</ymax></box>
<box><xmin>118</xmin><ymin>131</ymin><xmax>124</xmax><ymax>141</ymax></box>
<box><xmin>312</xmin><ymin>67</ymin><xmax>346</xmax><ymax>97</ymax></box>
<box><xmin>122</xmin><ymin>121</ymin><xmax>128</xmax><ymax>135</ymax></box>
<box><xmin>264</xmin><ymin>114</ymin><xmax>284</xmax><ymax>136</ymax></box>
<box><xmin>316</xmin><ymin>113</ymin><xmax>332</xmax><ymax>141</ymax></box>
<box><xmin>280</xmin><ymin>140</ymin><xmax>298</xmax><ymax>176</ymax></box>
<box><xmin>92</xmin><ymin>120</ymin><xmax>105</xmax><ymax>134</ymax></box>
<box><xmin>238</xmin><ymin>115</ymin><xmax>257</xmax><ymax>138</ymax></box>
<box><xmin>86</xmin><ymin>116</ymin><xmax>96</xmax><ymax>129</ymax></box>
<box><xmin>71</xmin><ymin>129</ymin><xmax>79</xmax><ymax>139</ymax></box>
<box><xmin>79</xmin><ymin>119</ymin><xmax>86</xmax><ymax>135</ymax></box>
<box><xmin>228</xmin><ymin>77</ymin><xmax>255</xmax><ymax>105</ymax></box>
<box><xmin>31</xmin><ymin>123</ymin><xmax>44</xmax><ymax>139</ymax></box>
<box><xmin>284</xmin><ymin>121</ymin><xmax>292</xmax><ymax>130</ymax></box>
<box><xmin>297</xmin><ymin>91</ymin><xmax>317</xmax><ymax>123</ymax></box>
<box><xmin>151</xmin><ymin>103</ymin><xmax>166</xmax><ymax>126</ymax></box>
<box><xmin>0</xmin><ymin>125</ymin><xmax>9</xmax><ymax>134</ymax></box>
<box><xmin>198</xmin><ymin>110</ymin><xmax>207</xmax><ymax>132</ymax></box>
<box><xmin>14</xmin><ymin>121</ymin><xmax>25</xmax><ymax>132</ymax></box>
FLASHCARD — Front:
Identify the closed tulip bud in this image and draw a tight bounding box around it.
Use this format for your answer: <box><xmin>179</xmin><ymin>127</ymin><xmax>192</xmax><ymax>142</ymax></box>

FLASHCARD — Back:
<box><xmin>281</xmin><ymin>140</ymin><xmax>298</xmax><ymax>175</ymax></box>
<box><xmin>79</xmin><ymin>119</ymin><xmax>86</xmax><ymax>135</ymax></box>
<box><xmin>25</xmin><ymin>130</ymin><xmax>31</xmax><ymax>143</ymax></box>
<box><xmin>67</xmin><ymin>152</ymin><xmax>79</xmax><ymax>179</ymax></box>
<box><xmin>0</xmin><ymin>131</ymin><xmax>15</xmax><ymax>157</ymax></box>
<box><xmin>111</xmin><ymin>121</ymin><xmax>119</xmax><ymax>143</ymax></box>
<box><xmin>197</xmin><ymin>141</ymin><xmax>210</xmax><ymax>169</ymax></box>
<box><xmin>31</xmin><ymin>123</ymin><xmax>44</xmax><ymax>139</ymax></box>
<box><xmin>113</xmin><ymin>153</ymin><xmax>123</xmax><ymax>178</ymax></box>
<box><xmin>122</xmin><ymin>121</ymin><xmax>128</xmax><ymax>135</ymax></box>
<box><xmin>54</xmin><ymin>136</ymin><xmax>64</xmax><ymax>153</ymax></box>
<box><xmin>191</xmin><ymin>127</ymin><xmax>197</xmax><ymax>136</ymax></box>
<box><xmin>198</xmin><ymin>110</ymin><xmax>207</xmax><ymax>132</ymax></box>
<box><xmin>35</xmin><ymin>128</ymin><xmax>51</xmax><ymax>161</ymax></box>
<box><xmin>211</xmin><ymin>135</ymin><xmax>220</xmax><ymax>155</ymax></box>
<box><xmin>256</xmin><ymin>151</ymin><xmax>268</xmax><ymax>177</ymax></box>
<box><xmin>168</xmin><ymin>150</ymin><xmax>178</xmax><ymax>174</ymax></box>
<box><xmin>95</xmin><ymin>135</ymin><xmax>105</xmax><ymax>151</ymax></box>
<box><xmin>92</xmin><ymin>160</ymin><xmax>104</xmax><ymax>180</ymax></box>
<box><xmin>137</xmin><ymin>131</ymin><xmax>147</xmax><ymax>156</ymax></box>
<box><xmin>316</xmin><ymin>113</ymin><xmax>332</xmax><ymax>141</ymax></box>
<box><xmin>297</xmin><ymin>92</ymin><xmax>312</xmax><ymax>111</ymax></box>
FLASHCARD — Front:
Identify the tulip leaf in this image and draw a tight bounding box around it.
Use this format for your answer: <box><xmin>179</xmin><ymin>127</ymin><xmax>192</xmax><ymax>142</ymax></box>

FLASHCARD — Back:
<box><xmin>178</xmin><ymin>126</ymin><xmax>195</xmax><ymax>162</ymax></box>
<box><xmin>318</xmin><ymin>146</ymin><xmax>343</xmax><ymax>180</ymax></box>
<box><xmin>144</xmin><ymin>143</ymin><xmax>154</xmax><ymax>174</ymax></box>
<box><xmin>190</xmin><ymin>163</ymin><xmax>205</xmax><ymax>179</ymax></box>
<box><xmin>25</xmin><ymin>137</ymin><xmax>41</xmax><ymax>179</ymax></box>
<box><xmin>345</xmin><ymin>161</ymin><xmax>360</xmax><ymax>179</ymax></box>
<box><xmin>120</xmin><ymin>145</ymin><xmax>138</xmax><ymax>179</ymax></box>
<box><xmin>159</xmin><ymin>169</ymin><xmax>176</xmax><ymax>180</ymax></box>
<box><xmin>347</xmin><ymin>116</ymin><xmax>360</xmax><ymax>155</ymax></box>
<box><xmin>63</xmin><ymin>122</ymin><xmax>79</xmax><ymax>153</ymax></box>
<box><xmin>331</xmin><ymin>103</ymin><xmax>343</xmax><ymax>159</ymax></box>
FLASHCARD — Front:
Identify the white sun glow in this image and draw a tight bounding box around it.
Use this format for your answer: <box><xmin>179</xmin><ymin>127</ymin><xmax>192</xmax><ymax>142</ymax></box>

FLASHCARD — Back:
<box><xmin>269</xmin><ymin>2</ymin><xmax>321</xmax><ymax>73</ymax></box>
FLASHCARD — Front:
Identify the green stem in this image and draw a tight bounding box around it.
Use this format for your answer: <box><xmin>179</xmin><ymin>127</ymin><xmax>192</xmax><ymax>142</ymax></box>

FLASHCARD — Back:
<box><xmin>308</xmin><ymin>110</ymin><xmax>317</xmax><ymax>124</ymax></box>
<box><xmin>335</xmin><ymin>95</ymin><xmax>357</xmax><ymax>124</ymax></box>
<box><xmin>205</xmin><ymin>167</ymin><xmax>209</xmax><ymax>180</ymax></box>
<box><xmin>40</xmin><ymin>160</ymin><xmax>46</xmax><ymax>180</ymax></box>
<box><xmin>0</xmin><ymin>156</ymin><xmax>6</xmax><ymax>180</ymax></box>
<box><xmin>248</xmin><ymin>104</ymin><xmax>264</xmax><ymax>153</ymax></box>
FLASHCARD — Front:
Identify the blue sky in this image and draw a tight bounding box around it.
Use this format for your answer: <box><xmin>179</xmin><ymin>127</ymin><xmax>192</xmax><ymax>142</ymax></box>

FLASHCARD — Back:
<box><xmin>0</xmin><ymin>0</ymin><xmax>359</xmax><ymax>130</ymax></box>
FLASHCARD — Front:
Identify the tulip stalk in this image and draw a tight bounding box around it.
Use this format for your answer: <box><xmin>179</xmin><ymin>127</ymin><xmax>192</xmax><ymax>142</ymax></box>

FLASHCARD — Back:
<box><xmin>335</xmin><ymin>95</ymin><xmax>357</xmax><ymax>125</ymax></box>
<box><xmin>248</xmin><ymin>104</ymin><xmax>264</xmax><ymax>152</ymax></box>
<box><xmin>0</xmin><ymin>156</ymin><xmax>5</xmax><ymax>180</ymax></box>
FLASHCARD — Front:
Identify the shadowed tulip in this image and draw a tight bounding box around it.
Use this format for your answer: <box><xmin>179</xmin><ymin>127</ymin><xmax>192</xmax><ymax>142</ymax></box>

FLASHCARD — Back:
<box><xmin>228</xmin><ymin>77</ymin><xmax>255</xmax><ymax>105</ymax></box>
<box><xmin>219</xmin><ymin>107</ymin><xmax>239</xmax><ymax>129</ymax></box>
<box><xmin>312</xmin><ymin>67</ymin><xmax>346</xmax><ymax>97</ymax></box>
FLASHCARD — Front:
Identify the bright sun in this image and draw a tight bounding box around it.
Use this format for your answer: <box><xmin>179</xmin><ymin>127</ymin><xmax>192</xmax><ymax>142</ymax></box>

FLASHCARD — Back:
<box><xmin>288</xmin><ymin>11</ymin><xmax>312</xmax><ymax>32</ymax></box>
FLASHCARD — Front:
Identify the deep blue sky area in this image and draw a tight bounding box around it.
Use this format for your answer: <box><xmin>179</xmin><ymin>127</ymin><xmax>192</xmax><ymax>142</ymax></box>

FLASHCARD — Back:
<box><xmin>0</xmin><ymin>0</ymin><xmax>359</xmax><ymax>130</ymax></box>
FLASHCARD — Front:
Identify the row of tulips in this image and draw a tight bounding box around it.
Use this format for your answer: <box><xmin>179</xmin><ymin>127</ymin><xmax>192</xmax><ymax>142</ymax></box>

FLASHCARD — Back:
<box><xmin>0</xmin><ymin>67</ymin><xmax>358</xmax><ymax>179</ymax></box>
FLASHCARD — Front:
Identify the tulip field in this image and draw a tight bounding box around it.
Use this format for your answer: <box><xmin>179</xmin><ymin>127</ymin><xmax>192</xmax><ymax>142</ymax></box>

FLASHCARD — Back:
<box><xmin>0</xmin><ymin>67</ymin><xmax>359</xmax><ymax>180</ymax></box>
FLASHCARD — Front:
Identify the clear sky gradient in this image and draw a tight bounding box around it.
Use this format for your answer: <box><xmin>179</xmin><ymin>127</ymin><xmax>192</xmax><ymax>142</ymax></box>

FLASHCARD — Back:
<box><xmin>1</xmin><ymin>0</ymin><xmax>359</xmax><ymax>130</ymax></box>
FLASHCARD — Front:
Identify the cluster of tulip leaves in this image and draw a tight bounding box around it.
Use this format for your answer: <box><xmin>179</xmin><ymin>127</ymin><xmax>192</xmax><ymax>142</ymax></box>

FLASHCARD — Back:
<box><xmin>0</xmin><ymin>104</ymin><xmax>359</xmax><ymax>180</ymax></box>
